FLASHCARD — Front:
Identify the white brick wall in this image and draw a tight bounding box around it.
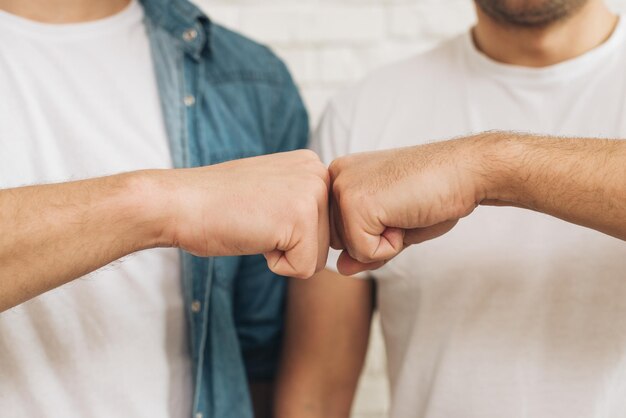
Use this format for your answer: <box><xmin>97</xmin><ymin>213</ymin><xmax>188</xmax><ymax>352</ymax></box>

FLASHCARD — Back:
<box><xmin>192</xmin><ymin>1</ymin><xmax>626</xmax><ymax>417</ymax></box>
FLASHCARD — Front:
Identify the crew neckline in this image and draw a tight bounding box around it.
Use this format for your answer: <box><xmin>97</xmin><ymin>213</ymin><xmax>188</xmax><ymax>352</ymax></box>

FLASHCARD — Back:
<box><xmin>463</xmin><ymin>16</ymin><xmax>626</xmax><ymax>85</ymax></box>
<box><xmin>0</xmin><ymin>0</ymin><xmax>142</xmax><ymax>39</ymax></box>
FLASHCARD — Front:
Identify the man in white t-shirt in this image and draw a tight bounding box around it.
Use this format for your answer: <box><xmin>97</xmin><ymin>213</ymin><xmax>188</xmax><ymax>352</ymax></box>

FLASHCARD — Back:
<box><xmin>276</xmin><ymin>1</ymin><xmax>626</xmax><ymax>417</ymax></box>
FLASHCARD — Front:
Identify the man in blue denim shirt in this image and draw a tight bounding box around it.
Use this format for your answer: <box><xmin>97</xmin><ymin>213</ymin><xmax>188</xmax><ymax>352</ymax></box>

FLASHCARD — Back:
<box><xmin>0</xmin><ymin>0</ymin><xmax>328</xmax><ymax>417</ymax></box>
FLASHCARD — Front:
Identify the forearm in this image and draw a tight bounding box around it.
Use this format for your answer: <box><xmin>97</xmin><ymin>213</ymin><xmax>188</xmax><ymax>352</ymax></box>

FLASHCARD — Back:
<box><xmin>0</xmin><ymin>150</ymin><xmax>330</xmax><ymax>311</ymax></box>
<box><xmin>0</xmin><ymin>171</ymin><xmax>166</xmax><ymax>311</ymax></box>
<box><xmin>276</xmin><ymin>270</ymin><xmax>373</xmax><ymax>418</ymax></box>
<box><xmin>327</xmin><ymin>132</ymin><xmax>625</xmax><ymax>274</ymax></box>
<box><xmin>479</xmin><ymin>132</ymin><xmax>626</xmax><ymax>240</ymax></box>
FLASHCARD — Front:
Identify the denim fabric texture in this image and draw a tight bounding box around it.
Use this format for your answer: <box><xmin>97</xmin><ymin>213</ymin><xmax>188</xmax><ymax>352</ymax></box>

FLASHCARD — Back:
<box><xmin>140</xmin><ymin>1</ymin><xmax>309</xmax><ymax>416</ymax></box>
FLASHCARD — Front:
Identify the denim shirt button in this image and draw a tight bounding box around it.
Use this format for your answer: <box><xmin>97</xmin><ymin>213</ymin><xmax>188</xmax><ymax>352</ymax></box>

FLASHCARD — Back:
<box><xmin>182</xmin><ymin>28</ymin><xmax>198</xmax><ymax>42</ymax></box>
<box><xmin>184</xmin><ymin>95</ymin><xmax>196</xmax><ymax>107</ymax></box>
<box><xmin>190</xmin><ymin>300</ymin><xmax>202</xmax><ymax>313</ymax></box>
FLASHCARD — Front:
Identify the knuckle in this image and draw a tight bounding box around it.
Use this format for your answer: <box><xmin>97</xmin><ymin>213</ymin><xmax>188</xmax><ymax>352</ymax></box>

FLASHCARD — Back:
<box><xmin>299</xmin><ymin>177</ymin><xmax>327</xmax><ymax>205</ymax></box>
<box><xmin>331</xmin><ymin>175</ymin><xmax>359</xmax><ymax>203</ymax></box>
<box><xmin>313</xmin><ymin>163</ymin><xmax>330</xmax><ymax>184</ymax></box>
<box><xmin>331</xmin><ymin>176</ymin><xmax>345</xmax><ymax>197</ymax></box>
<box><xmin>297</xmin><ymin>148</ymin><xmax>320</xmax><ymax>162</ymax></box>
<box><xmin>328</xmin><ymin>158</ymin><xmax>343</xmax><ymax>175</ymax></box>
<box><xmin>321</xmin><ymin>167</ymin><xmax>331</xmax><ymax>186</ymax></box>
<box><xmin>314</xmin><ymin>166</ymin><xmax>329</xmax><ymax>183</ymax></box>
<box><xmin>312</xmin><ymin>177</ymin><xmax>329</xmax><ymax>199</ymax></box>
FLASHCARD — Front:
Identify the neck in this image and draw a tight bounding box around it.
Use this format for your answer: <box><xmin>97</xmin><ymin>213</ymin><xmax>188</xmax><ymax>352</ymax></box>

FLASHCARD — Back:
<box><xmin>0</xmin><ymin>0</ymin><xmax>131</xmax><ymax>23</ymax></box>
<box><xmin>473</xmin><ymin>0</ymin><xmax>618</xmax><ymax>67</ymax></box>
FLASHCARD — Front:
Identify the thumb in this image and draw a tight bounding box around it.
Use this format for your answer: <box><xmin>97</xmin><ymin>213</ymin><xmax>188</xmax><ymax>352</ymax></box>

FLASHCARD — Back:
<box><xmin>336</xmin><ymin>250</ymin><xmax>386</xmax><ymax>276</ymax></box>
<box><xmin>345</xmin><ymin>226</ymin><xmax>405</xmax><ymax>264</ymax></box>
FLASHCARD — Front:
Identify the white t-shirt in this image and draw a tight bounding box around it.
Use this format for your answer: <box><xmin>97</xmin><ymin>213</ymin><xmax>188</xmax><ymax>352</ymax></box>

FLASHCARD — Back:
<box><xmin>0</xmin><ymin>2</ymin><xmax>192</xmax><ymax>417</ymax></box>
<box><xmin>315</xmin><ymin>18</ymin><xmax>626</xmax><ymax>418</ymax></box>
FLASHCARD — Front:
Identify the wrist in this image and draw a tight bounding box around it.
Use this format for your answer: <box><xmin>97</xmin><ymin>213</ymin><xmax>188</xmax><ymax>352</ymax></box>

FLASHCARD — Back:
<box><xmin>466</xmin><ymin>131</ymin><xmax>524</xmax><ymax>204</ymax></box>
<box><xmin>119</xmin><ymin>170</ymin><xmax>177</xmax><ymax>250</ymax></box>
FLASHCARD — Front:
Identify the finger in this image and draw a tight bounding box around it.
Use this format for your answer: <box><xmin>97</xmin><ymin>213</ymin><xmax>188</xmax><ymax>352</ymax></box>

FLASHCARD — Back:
<box><xmin>264</xmin><ymin>209</ymin><xmax>319</xmax><ymax>280</ymax></box>
<box><xmin>336</xmin><ymin>250</ymin><xmax>386</xmax><ymax>276</ymax></box>
<box><xmin>264</xmin><ymin>235</ymin><xmax>317</xmax><ymax>280</ymax></box>
<box><xmin>337</xmin><ymin>220</ymin><xmax>459</xmax><ymax>275</ymax></box>
<box><xmin>264</xmin><ymin>249</ymin><xmax>287</xmax><ymax>275</ymax></box>
<box><xmin>403</xmin><ymin>219</ymin><xmax>458</xmax><ymax>246</ymax></box>
<box><xmin>342</xmin><ymin>208</ymin><xmax>405</xmax><ymax>264</ymax></box>
<box><xmin>330</xmin><ymin>160</ymin><xmax>403</xmax><ymax>263</ymax></box>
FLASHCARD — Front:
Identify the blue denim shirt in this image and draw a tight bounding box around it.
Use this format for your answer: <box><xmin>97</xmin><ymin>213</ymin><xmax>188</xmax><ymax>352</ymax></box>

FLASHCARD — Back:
<box><xmin>140</xmin><ymin>1</ymin><xmax>309</xmax><ymax>417</ymax></box>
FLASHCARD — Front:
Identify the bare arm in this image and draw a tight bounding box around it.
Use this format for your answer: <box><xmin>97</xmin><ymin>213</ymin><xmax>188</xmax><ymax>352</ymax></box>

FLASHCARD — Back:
<box><xmin>329</xmin><ymin>133</ymin><xmax>626</xmax><ymax>275</ymax></box>
<box><xmin>0</xmin><ymin>150</ymin><xmax>329</xmax><ymax>312</ymax></box>
<box><xmin>0</xmin><ymin>172</ymin><xmax>163</xmax><ymax>311</ymax></box>
<box><xmin>275</xmin><ymin>269</ymin><xmax>373</xmax><ymax>418</ymax></box>
<box><xmin>482</xmin><ymin>133</ymin><xmax>626</xmax><ymax>241</ymax></box>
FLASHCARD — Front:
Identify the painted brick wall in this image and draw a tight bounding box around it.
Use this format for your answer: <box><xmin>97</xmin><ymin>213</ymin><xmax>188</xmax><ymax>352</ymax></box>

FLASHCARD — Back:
<box><xmin>192</xmin><ymin>1</ymin><xmax>626</xmax><ymax>417</ymax></box>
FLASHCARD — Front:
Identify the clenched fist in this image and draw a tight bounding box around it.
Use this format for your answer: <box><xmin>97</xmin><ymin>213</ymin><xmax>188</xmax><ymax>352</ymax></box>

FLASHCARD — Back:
<box><xmin>329</xmin><ymin>138</ymin><xmax>488</xmax><ymax>276</ymax></box>
<box><xmin>158</xmin><ymin>150</ymin><xmax>330</xmax><ymax>279</ymax></box>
